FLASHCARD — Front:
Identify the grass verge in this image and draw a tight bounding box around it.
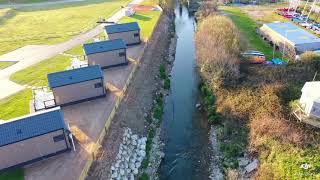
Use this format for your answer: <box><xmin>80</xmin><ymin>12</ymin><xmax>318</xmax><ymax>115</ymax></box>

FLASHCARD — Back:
<box><xmin>119</xmin><ymin>10</ymin><xmax>161</xmax><ymax>41</ymax></box>
<box><xmin>221</xmin><ymin>6</ymin><xmax>282</xmax><ymax>60</ymax></box>
<box><xmin>10</xmin><ymin>55</ymin><xmax>70</xmax><ymax>86</ymax></box>
<box><xmin>0</xmin><ymin>61</ymin><xmax>16</xmax><ymax>69</ymax></box>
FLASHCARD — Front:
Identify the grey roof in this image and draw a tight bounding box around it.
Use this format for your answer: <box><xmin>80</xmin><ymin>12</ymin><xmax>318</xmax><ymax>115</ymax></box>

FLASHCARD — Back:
<box><xmin>48</xmin><ymin>65</ymin><xmax>103</xmax><ymax>88</ymax></box>
<box><xmin>83</xmin><ymin>39</ymin><xmax>126</xmax><ymax>55</ymax></box>
<box><xmin>0</xmin><ymin>107</ymin><xmax>66</xmax><ymax>147</ymax></box>
<box><xmin>262</xmin><ymin>22</ymin><xmax>320</xmax><ymax>45</ymax></box>
<box><xmin>105</xmin><ymin>22</ymin><xmax>140</xmax><ymax>34</ymax></box>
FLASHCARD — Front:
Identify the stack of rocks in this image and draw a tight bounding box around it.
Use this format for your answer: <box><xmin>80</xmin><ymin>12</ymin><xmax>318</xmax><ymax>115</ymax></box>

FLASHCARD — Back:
<box><xmin>110</xmin><ymin>128</ymin><xmax>147</xmax><ymax>180</ymax></box>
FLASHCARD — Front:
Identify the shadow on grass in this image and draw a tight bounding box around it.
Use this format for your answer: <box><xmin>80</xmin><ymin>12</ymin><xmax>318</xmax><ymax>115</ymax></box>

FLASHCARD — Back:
<box><xmin>131</xmin><ymin>13</ymin><xmax>152</xmax><ymax>21</ymax></box>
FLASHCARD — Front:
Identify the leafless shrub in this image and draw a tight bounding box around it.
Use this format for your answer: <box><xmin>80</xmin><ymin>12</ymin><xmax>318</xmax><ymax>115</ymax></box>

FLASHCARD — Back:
<box><xmin>195</xmin><ymin>15</ymin><xmax>240</xmax><ymax>90</ymax></box>
<box><xmin>195</xmin><ymin>0</ymin><xmax>218</xmax><ymax>20</ymax></box>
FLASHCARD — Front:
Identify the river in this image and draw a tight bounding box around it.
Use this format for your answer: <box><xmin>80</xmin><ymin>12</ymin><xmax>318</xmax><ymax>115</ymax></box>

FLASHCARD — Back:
<box><xmin>159</xmin><ymin>2</ymin><xmax>212</xmax><ymax>180</ymax></box>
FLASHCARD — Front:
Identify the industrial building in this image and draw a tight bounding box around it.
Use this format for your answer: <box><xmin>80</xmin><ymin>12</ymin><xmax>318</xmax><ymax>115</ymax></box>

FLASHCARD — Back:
<box><xmin>0</xmin><ymin>107</ymin><xmax>70</xmax><ymax>171</ymax></box>
<box><xmin>83</xmin><ymin>39</ymin><xmax>127</xmax><ymax>69</ymax></box>
<box><xmin>259</xmin><ymin>22</ymin><xmax>320</xmax><ymax>54</ymax></box>
<box><xmin>47</xmin><ymin>65</ymin><xmax>106</xmax><ymax>106</ymax></box>
<box><xmin>105</xmin><ymin>22</ymin><xmax>141</xmax><ymax>45</ymax></box>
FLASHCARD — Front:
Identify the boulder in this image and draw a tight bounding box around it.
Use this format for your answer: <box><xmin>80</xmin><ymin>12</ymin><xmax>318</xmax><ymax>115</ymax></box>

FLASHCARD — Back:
<box><xmin>133</xmin><ymin>168</ymin><xmax>138</xmax><ymax>175</ymax></box>
<box><xmin>245</xmin><ymin>159</ymin><xmax>259</xmax><ymax>173</ymax></box>
<box><xmin>120</xmin><ymin>169</ymin><xmax>125</xmax><ymax>176</ymax></box>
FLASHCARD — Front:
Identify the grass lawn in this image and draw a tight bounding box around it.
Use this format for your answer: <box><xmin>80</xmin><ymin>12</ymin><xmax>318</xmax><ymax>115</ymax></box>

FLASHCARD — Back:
<box><xmin>0</xmin><ymin>168</ymin><xmax>24</xmax><ymax>180</ymax></box>
<box><xmin>221</xmin><ymin>6</ymin><xmax>282</xmax><ymax>60</ymax></box>
<box><xmin>0</xmin><ymin>61</ymin><xmax>16</xmax><ymax>69</ymax></box>
<box><xmin>10</xmin><ymin>54</ymin><xmax>70</xmax><ymax>86</ymax></box>
<box><xmin>0</xmin><ymin>0</ymin><xmax>130</xmax><ymax>56</ymax></box>
<box><xmin>119</xmin><ymin>11</ymin><xmax>161</xmax><ymax>41</ymax></box>
<box><xmin>0</xmin><ymin>0</ymin><xmax>58</xmax><ymax>4</ymax></box>
<box><xmin>0</xmin><ymin>88</ymin><xmax>31</xmax><ymax>120</ymax></box>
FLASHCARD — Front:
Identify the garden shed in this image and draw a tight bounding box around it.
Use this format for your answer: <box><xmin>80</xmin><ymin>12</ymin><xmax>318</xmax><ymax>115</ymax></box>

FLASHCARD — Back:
<box><xmin>83</xmin><ymin>39</ymin><xmax>127</xmax><ymax>69</ymax></box>
<box><xmin>300</xmin><ymin>81</ymin><xmax>320</xmax><ymax>118</ymax></box>
<box><xmin>104</xmin><ymin>22</ymin><xmax>141</xmax><ymax>45</ymax></box>
<box><xmin>47</xmin><ymin>65</ymin><xmax>106</xmax><ymax>106</ymax></box>
<box><xmin>0</xmin><ymin>107</ymin><xmax>70</xmax><ymax>171</ymax></box>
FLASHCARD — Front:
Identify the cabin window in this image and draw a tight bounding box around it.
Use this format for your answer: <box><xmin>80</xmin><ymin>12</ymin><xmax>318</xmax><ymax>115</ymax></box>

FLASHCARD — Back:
<box><xmin>94</xmin><ymin>82</ymin><xmax>102</xmax><ymax>88</ymax></box>
<box><xmin>53</xmin><ymin>134</ymin><xmax>65</xmax><ymax>142</ymax></box>
<box><xmin>134</xmin><ymin>33</ymin><xmax>139</xmax><ymax>37</ymax></box>
<box><xmin>119</xmin><ymin>52</ymin><xmax>126</xmax><ymax>57</ymax></box>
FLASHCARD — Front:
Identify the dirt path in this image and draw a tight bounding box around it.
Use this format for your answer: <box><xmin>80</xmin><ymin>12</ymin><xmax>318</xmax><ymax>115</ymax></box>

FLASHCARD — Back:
<box><xmin>86</xmin><ymin>13</ymin><xmax>172</xmax><ymax>180</ymax></box>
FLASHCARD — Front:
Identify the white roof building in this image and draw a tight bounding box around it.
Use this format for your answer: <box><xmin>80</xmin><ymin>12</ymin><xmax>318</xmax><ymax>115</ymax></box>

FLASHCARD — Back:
<box><xmin>300</xmin><ymin>81</ymin><xmax>320</xmax><ymax>118</ymax></box>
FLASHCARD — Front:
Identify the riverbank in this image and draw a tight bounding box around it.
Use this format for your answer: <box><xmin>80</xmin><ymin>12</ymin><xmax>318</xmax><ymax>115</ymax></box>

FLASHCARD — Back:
<box><xmin>86</xmin><ymin>11</ymin><xmax>175</xmax><ymax>179</ymax></box>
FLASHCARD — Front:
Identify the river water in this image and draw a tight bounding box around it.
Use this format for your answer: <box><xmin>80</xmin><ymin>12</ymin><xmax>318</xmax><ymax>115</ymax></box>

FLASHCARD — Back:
<box><xmin>159</xmin><ymin>2</ymin><xmax>211</xmax><ymax>180</ymax></box>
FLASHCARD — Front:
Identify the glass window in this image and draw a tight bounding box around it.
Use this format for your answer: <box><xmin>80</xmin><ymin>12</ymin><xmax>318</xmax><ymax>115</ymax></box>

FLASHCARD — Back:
<box><xmin>119</xmin><ymin>52</ymin><xmax>126</xmax><ymax>57</ymax></box>
<box><xmin>94</xmin><ymin>82</ymin><xmax>102</xmax><ymax>88</ymax></box>
<box><xmin>53</xmin><ymin>134</ymin><xmax>65</xmax><ymax>142</ymax></box>
<box><xmin>134</xmin><ymin>33</ymin><xmax>139</xmax><ymax>37</ymax></box>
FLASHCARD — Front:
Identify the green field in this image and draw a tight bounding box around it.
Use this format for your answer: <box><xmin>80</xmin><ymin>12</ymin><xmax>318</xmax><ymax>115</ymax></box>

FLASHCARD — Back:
<box><xmin>221</xmin><ymin>6</ymin><xmax>282</xmax><ymax>60</ymax></box>
<box><xmin>0</xmin><ymin>168</ymin><xmax>24</xmax><ymax>180</ymax></box>
<box><xmin>0</xmin><ymin>61</ymin><xmax>16</xmax><ymax>69</ymax></box>
<box><xmin>10</xmin><ymin>9</ymin><xmax>161</xmax><ymax>86</ymax></box>
<box><xmin>0</xmin><ymin>0</ymin><xmax>130</xmax><ymax>56</ymax></box>
<box><xmin>119</xmin><ymin>11</ymin><xmax>161</xmax><ymax>40</ymax></box>
<box><xmin>0</xmin><ymin>0</ymin><xmax>58</xmax><ymax>4</ymax></box>
<box><xmin>10</xmin><ymin>54</ymin><xmax>70</xmax><ymax>86</ymax></box>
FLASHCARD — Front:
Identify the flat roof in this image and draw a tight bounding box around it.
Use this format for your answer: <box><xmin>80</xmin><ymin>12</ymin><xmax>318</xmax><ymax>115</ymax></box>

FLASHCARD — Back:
<box><xmin>105</xmin><ymin>22</ymin><xmax>140</xmax><ymax>34</ymax></box>
<box><xmin>48</xmin><ymin>65</ymin><xmax>103</xmax><ymax>88</ymax></box>
<box><xmin>0</xmin><ymin>107</ymin><xmax>66</xmax><ymax>147</ymax></box>
<box><xmin>263</xmin><ymin>22</ymin><xmax>320</xmax><ymax>45</ymax></box>
<box><xmin>83</xmin><ymin>39</ymin><xmax>126</xmax><ymax>55</ymax></box>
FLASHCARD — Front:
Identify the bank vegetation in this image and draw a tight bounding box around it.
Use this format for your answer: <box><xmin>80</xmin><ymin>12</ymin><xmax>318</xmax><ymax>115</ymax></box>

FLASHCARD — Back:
<box><xmin>195</xmin><ymin>2</ymin><xmax>320</xmax><ymax>179</ymax></box>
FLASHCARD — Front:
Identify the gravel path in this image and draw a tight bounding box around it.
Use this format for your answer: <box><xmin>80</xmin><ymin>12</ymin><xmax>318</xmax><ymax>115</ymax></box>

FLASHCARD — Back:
<box><xmin>86</xmin><ymin>13</ymin><xmax>172</xmax><ymax>180</ymax></box>
<box><xmin>0</xmin><ymin>0</ymin><xmax>143</xmax><ymax>100</ymax></box>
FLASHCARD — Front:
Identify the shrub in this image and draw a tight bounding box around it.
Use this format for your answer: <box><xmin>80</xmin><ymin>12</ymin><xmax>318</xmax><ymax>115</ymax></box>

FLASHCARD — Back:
<box><xmin>139</xmin><ymin>172</ymin><xmax>149</xmax><ymax>180</ymax></box>
<box><xmin>159</xmin><ymin>64</ymin><xmax>166</xmax><ymax>79</ymax></box>
<box><xmin>163</xmin><ymin>78</ymin><xmax>170</xmax><ymax>89</ymax></box>
<box><xmin>195</xmin><ymin>15</ymin><xmax>240</xmax><ymax>89</ymax></box>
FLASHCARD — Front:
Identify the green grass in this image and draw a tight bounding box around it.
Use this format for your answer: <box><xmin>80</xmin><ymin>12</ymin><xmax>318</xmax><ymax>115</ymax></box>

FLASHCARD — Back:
<box><xmin>10</xmin><ymin>54</ymin><xmax>70</xmax><ymax>86</ymax></box>
<box><xmin>0</xmin><ymin>0</ymin><xmax>130</xmax><ymax>55</ymax></box>
<box><xmin>0</xmin><ymin>168</ymin><xmax>24</xmax><ymax>180</ymax></box>
<box><xmin>0</xmin><ymin>0</ymin><xmax>57</xmax><ymax>4</ymax></box>
<box><xmin>259</xmin><ymin>138</ymin><xmax>320</xmax><ymax>179</ymax></box>
<box><xmin>221</xmin><ymin>6</ymin><xmax>282</xmax><ymax>60</ymax></box>
<box><xmin>0</xmin><ymin>61</ymin><xmax>16</xmax><ymax>69</ymax></box>
<box><xmin>119</xmin><ymin>10</ymin><xmax>161</xmax><ymax>40</ymax></box>
<box><xmin>0</xmin><ymin>88</ymin><xmax>31</xmax><ymax>120</ymax></box>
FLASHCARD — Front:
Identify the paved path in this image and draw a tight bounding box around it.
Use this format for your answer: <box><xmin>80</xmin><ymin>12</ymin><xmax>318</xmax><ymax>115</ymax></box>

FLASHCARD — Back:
<box><xmin>0</xmin><ymin>0</ymin><xmax>85</xmax><ymax>8</ymax></box>
<box><xmin>0</xmin><ymin>0</ymin><xmax>143</xmax><ymax>100</ymax></box>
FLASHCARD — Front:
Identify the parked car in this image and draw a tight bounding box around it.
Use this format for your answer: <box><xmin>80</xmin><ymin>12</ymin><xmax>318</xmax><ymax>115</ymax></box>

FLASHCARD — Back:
<box><xmin>300</xmin><ymin>21</ymin><xmax>313</xmax><ymax>28</ymax></box>
<box><xmin>241</xmin><ymin>51</ymin><xmax>266</xmax><ymax>64</ymax></box>
<box><xmin>292</xmin><ymin>16</ymin><xmax>308</xmax><ymax>24</ymax></box>
<box><xmin>310</xmin><ymin>23</ymin><xmax>320</xmax><ymax>31</ymax></box>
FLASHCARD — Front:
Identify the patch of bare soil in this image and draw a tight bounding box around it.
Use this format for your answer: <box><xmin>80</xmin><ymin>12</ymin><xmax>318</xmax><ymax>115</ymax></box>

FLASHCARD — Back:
<box><xmin>86</xmin><ymin>13</ymin><xmax>172</xmax><ymax>180</ymax></box>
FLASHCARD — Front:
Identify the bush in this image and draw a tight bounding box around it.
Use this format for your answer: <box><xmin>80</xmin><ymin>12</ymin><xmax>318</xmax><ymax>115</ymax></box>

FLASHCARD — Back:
<box><xmin>139</xmin><ymin>172</ymin><xmax>149</xmax><ymax>180</ymax></box>
<box><xmin>159</xmin><ymin>64</ymin><xmax>166</xmax><ymax>79</ymax></box>
<box><xmin>163</xmin><ymin>78</ymin><xmax>170</xmax><ymax>89</ymax></box>
<box><xmin>195</xmin><ymin>15</ymin><xmax>240</xmax><ymax>89</ymax></box>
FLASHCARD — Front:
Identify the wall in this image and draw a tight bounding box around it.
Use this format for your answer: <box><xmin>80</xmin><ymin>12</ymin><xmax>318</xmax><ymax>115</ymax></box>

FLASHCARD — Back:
<box><xmin>53</xmin><ymin>78</ymin><xmax>105</xmax><ymax>106</ymax></box>
<box><xmin>87</xmin><ymin>49</ymin><xmax>127</xmax><ymax>68</ymax></box>
<box><xmin>107</xmin><ymin>30</ymin><xmax>140</xmax><ymax>45</ymax></box>
<box><xmin>0</xmin><ymin>129</ymin><xmax>69</xmax><ymax>170</ymax></box>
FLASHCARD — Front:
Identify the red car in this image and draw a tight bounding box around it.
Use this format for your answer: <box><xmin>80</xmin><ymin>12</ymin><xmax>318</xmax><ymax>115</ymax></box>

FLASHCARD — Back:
<box><xmin>282</xmin><ymin>13</ymin><xmax>294</xmax><ymax>18</ymax></box>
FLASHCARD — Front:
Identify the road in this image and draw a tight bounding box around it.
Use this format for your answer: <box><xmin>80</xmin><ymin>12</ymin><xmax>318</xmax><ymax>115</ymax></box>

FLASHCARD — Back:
<box><xmin>0</xmin><ymin>0</ymin><xmax>143</xmax><ymax>100</ymax></box>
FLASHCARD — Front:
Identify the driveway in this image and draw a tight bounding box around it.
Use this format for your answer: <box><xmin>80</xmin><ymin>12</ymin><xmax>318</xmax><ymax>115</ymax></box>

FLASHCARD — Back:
<box><xmin>0</xmin><ymin>0</ymin><xmax>144</xmax><ymax>100</ymax></box>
